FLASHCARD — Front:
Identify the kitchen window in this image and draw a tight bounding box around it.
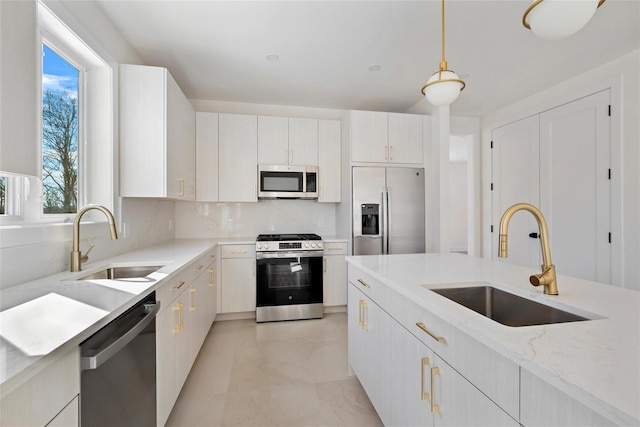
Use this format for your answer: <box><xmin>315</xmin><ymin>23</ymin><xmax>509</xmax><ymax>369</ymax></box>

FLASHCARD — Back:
<box><xmin>0</xmin><ymin>2</ymin><xmax>114</xmax><ymax>226</ymax></box>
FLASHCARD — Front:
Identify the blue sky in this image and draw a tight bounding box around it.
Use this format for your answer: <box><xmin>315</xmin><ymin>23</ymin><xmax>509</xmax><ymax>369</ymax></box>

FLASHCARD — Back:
<box><xmin>42</xmin><ymin>45</ymin><xmax>78</xmax><ymax>96</ymax></box>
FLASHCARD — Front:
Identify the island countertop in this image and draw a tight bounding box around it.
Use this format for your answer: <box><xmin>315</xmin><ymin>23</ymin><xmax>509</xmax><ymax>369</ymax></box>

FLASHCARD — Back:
<box><xmin>345</xmin><ymin>253</ymin><xmax>640</xmax><ymax>425</ymax></box>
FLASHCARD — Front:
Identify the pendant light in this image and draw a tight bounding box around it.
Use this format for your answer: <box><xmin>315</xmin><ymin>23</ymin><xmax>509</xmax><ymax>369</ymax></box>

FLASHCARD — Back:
<box><xmin>421</xmin><ymin>0</ymin><xmax>465</xmax><ymax>107</ymax></box>
<box><xmin>522</xmin><ymin>0</ymin><xmax>606</xmax><ymax>40</ymax></box>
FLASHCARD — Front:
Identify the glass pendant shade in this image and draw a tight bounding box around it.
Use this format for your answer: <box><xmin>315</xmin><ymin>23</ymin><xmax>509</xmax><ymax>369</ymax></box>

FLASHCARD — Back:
<box><xmin>524</xmin><ymin>0</ymin><xmax>600</xmax><ymax>39</ymax></box>
<box><xmin>423</xmin><ymin>70</ymin><xmax>464</xmax><ymax>107</ymax></box>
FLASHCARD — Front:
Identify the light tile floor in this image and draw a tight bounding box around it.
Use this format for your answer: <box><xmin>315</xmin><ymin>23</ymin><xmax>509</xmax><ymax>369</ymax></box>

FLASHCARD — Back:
<box><xmin>166</xmin><ymin>313</ymin><xmax>383</xmax><ymax>427</ymax></box>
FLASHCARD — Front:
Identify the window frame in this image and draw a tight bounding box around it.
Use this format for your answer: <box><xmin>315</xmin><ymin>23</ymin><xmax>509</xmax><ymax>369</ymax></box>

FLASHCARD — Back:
<box><xmin>0</xmin><ymin>1</ymin><xmax>116</xmax><ymax>227</ymax></box>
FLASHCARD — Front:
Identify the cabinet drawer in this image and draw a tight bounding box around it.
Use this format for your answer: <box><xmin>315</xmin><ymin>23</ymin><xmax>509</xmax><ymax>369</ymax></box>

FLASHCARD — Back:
<box><xmin>221</xmin><ymin>244</ymin><xmax>256</xmax><ymax>259</ymax></box>
<box><xmin>157</xmin><ymin>270</ymin><xmax>190</xmax><ymax>309</ymax></box>
<box><xmin>347</xmin><ymin>264</ymin><xmax>386</xmax><ymax>302</ymax></box>
<box><xmin>392</xmin><ymin>296</ymin><xmax>520</xmax><ymax>420</ymax></box>
<box><xmin>323</xmin><ymin>241</ymin><xmax>347</xmax><ymax>255</ymax></box>
<box><xmin>188</xmin><ymin>249</ymin><xmax>217</xmax><ymax>282</ymax></box>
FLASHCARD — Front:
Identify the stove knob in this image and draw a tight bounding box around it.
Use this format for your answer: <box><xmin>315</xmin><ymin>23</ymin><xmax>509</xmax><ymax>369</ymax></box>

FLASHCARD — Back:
<box><xmin>304</xmin><ymin>242</ymin><xmax>310</xmax><ymax>248</ymax></box>
<box><xmin>311</xmin><ymin>242</ymin><xmax>317</xmax><ymax>248</ymax></box>
<box><xmin>264</xmin><ymin>243</ymin><xmax>270</xmax><ymax>250</ymax></box>
<box><xmin>257</xmin><ymin>243</ymin><xmax>263</xmax><ymax>250</ymax></box>
<box><xmin>317</xmin><ymin>241</ymin><xmax>323</xmax><ymax>249</ymax></box>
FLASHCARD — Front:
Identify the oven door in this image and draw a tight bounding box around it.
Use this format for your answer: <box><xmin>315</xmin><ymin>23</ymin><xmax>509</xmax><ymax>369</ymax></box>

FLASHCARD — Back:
<box><xmin>256</xmin><ymin>252</ymin><xmax>323</xmax><ymax>307</ymax></box>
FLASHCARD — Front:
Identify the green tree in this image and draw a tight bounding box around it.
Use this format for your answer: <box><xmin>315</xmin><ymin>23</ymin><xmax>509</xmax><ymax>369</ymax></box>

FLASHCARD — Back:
<box><xmin>42</xmin><ymin>89</ymin><xmax>77</xmax><ymax>213</ymax></box>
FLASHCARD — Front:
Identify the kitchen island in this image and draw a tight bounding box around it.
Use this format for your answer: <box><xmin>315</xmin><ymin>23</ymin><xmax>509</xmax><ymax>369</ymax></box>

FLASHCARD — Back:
<box><xmin>346</xmin><ymin>253</ymin><xmax>639</xmax><ymax>426</ymax></box>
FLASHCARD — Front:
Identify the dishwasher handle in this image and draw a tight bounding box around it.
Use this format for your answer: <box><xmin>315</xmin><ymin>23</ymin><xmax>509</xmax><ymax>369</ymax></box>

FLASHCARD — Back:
<box><xmin>81</xmin><ymin>301</ymin><xmax>160</xmax><ymax>371</ymax></box>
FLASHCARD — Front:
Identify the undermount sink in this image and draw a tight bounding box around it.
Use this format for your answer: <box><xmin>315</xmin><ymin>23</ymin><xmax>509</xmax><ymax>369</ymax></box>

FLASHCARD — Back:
<box><xmin>77</xmin><ymin>265</ymin><xmax>164</xmax><ymax>281</ymax></box>
<box><xmin>430</xmin><ymin>285</ymin><xmax>597</xmax><ymax>327</ymax></box>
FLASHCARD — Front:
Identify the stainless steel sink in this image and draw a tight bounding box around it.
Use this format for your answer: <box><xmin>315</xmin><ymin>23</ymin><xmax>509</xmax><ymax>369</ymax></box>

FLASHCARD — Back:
<box><xmin>78</xmin><ymin>265</ymin><xmax>164</xmax><ymax>281</ymax></box>
<box><xmin>431</xmin><ymin>285</ymin><xmax>592</xmax><ymax>327</ymax></box>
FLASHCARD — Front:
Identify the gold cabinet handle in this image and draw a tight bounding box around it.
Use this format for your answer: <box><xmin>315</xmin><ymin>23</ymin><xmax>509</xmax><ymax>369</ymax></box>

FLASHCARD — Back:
<box><xmin>172</xmin><ymin>303</ymin><xmax>181</xmax><ymax>334</ymax></box>
<box><xmin>326</xmin><ymin>247</ymin><xmax>343</xmax><ymax>251</ymax></box>
<box><xmin>357</xmin><ymin>279</ymin><xmax>371</xmax><ymax>289</ymax></box>
<box><xmin>178</xmin><ymin>178</ymin><xmax>185</xmax><ymax>197</ymax></box>
<box><xmin>209</xmin><ymin>254</ymin><xmax>216</xmax><ymax>260</ymax></box>
<box><xmin>209</xmin><ymin>267</ymin><xmax>215</xmax><ymax>287</ymax></box>
<box><xmin>362</xmin><ymin>301</ymin><xmax>368</xmax><ymax>331</ymax></box>
<box><xmin>179</xmin><ymin>302</ymin><xmax>184</xmax><ymax>331</ymax></box>
<box><xmin>190</xmin><ymin>288</ymin><xmax>197</xmax><ymax>311</ymax></box>
<box><xmin>421</xmin><ymin>357</ymin><xmax>431</xmax><ymax>402</ymax></box>
<box><xmin>390</xmin><ymin>145</ymin><xmax>394</xmax><ymax>161</ymax></box>
<box><xmin>431</xmin><ymin>367</ymin><xmax>441</xmax><ymax>414</ymax></box>
<box><xmin>171</xmin><ymin>281</ymin><xmax>186</xmax><ymax>291</ymax></box>
<box><xmin>231</xmin><ymin>250</ymin><xmax>248</xmax><ymax>254</ymax></box>
<box><xmin>195</xmin><ymin>264</ymin><xmax>204</xmax><ymax>272</ymax></box>
<box><xmin>358</xmin><ymin>300</ymin><xmax>364</xmax><ymax>327</ymax></box>
<box><xmin>416</xmin><ymin>322</ymin><xmax>446</xmax><ymax>344</ymax></box>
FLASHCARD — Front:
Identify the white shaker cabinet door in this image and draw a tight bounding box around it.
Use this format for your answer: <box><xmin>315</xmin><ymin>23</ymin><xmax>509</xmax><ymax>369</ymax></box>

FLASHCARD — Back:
<box><xmin>288</xmin><ymin>117</ymin><xmax>318</xmax><ymax>166</ymax></box>
<box><xmin>195</xmin><ymin>112</ymin><xmax>219</xmax><ymax>202</ymax></box>
<box><xmin>318</xmin><ymin>119</ymin><xmax>341</xmax><ymax>202</ymax></box>
<box><xmin>221</xmin><ymin>257</ymin><xmax>256</xmax><ymax>313</ymax></box>
<box><xmin>258</xmin><ymin>115</ymin><xmax>289</xmax><ymax>165</ymax></box>
<box><xmin>388</xmin><ymin>112</ymin><xmax>423</xmax><ymax>164</ymax></box>
<box><xmin>218</xmin><ymin>113</ymin><xmax>258</xmax><ymax>202</ymax></box>
<box><xmin>350</xmin><ymin>110</ymin><xmax>389</xmax><ymax>163</ymax></box>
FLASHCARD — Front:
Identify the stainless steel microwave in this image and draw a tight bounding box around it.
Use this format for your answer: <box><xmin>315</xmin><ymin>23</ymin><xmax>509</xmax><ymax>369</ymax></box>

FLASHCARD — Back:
<box><xmin>258</xmin><ymin>165</ymin><xmax>318</xmax><ymax>199</ymax></box>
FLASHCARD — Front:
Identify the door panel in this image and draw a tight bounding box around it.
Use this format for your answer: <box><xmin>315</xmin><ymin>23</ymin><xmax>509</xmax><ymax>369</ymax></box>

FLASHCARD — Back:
<box><xmin>492</xmin><ymin>116</ymin><xmax>540</xmax><ymax>268</ymax></box>
<box><xmin>387</xmin><ymin>167</ymin><xmax>426</xmax><ymax>254</ymax></box>
<box><xmin>539</xmin><ymin>90</ymin><xmax>611</xmax><ymax>283</ymax></box>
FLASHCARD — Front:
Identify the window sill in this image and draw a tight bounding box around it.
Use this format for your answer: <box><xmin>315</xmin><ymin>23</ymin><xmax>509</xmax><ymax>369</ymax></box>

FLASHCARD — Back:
<box><xmin>0</xmin><ymin>220</ymin><xmax>112</xmax><ymax>249</ymax></box>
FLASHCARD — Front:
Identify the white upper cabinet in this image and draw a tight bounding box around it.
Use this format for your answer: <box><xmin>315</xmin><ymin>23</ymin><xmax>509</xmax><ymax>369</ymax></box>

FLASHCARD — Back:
<box><xmin>288</xmin><ymin>118</ymin><xmax>318</xmax><ymax>166</ymax></box>
<box><xmin>120</xmin><ymin>64</ymin><xmax>195</xmax><ymax>199</ymax></box>
<box><xmin>388</xmin><ymin>112</ymin><xmax>423</xmax><ymax>164</ymax></box>
<box><xmin>350</xmin><ymin>110</ymin><xmax>389</xmax><ymax>163</ymax></box>
<box><xmin>0</xmin><ymin>0</ymin><xmax>39</xmax><ymax>176</ymax></box>
<box><xmin>195</xmin><ymin>112</ymin><xmax>219</xmax><ymax>202</ymax></box>
<box><xmin>258</xmin><ymin>116</ymin><xmax>289</xmax><ymax>165</ymax></box>
<box><xmin>218</xmin><ymin>113</ymin><xmax>258</xmax><ymax>202</ymax></box>
<box><xmin>351</xmin><ymin>110</ymin><xmax>424</xmax><ymax>164</ymax></box>
<box><xmin>318</xmin><ymin>119</ymin><xmax>341</xmax><ymax>203</ymax></box>
<box><xmin>258</xmin><ymin>116</ymin><xmax>318</xmax><ymax>166</ymax></box>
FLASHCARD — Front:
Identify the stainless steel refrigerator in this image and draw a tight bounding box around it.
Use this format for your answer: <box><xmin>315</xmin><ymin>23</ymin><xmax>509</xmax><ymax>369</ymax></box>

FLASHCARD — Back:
<box><xmin>352</xmin><ymin>166</ymin><xmax>425</xmax><ymax>255</ymax></box>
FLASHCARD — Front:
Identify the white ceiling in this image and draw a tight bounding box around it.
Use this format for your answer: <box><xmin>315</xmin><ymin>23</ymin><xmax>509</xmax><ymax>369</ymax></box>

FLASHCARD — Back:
<box><xmin>96</xmin><ymin>0</ymin><xmax>640</xmax><ymax>117</ymax></box>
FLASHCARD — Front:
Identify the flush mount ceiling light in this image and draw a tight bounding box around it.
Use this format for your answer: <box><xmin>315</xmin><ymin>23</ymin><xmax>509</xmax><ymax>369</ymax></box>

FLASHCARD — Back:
<box><xmin>522</xmin><ymin>0</ymin><xmax>606</xmax><ymax>40</ymax></box>
<box><xmin>421</xmin><ymin>0</ymin><xmax>465</xmax><ymax>107</ymax></box>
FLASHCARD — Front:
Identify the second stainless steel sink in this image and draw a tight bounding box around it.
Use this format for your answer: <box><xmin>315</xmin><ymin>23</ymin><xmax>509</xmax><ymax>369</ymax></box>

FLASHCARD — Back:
<box><xmin>78</xmin><ymin>265</ymin><xmax>164</xmax><ymax>281</ymax></box>
<box><xmin>431</xmin><ymin>285</ymin><xmax>593</xmax><ymax>327</ymax></box>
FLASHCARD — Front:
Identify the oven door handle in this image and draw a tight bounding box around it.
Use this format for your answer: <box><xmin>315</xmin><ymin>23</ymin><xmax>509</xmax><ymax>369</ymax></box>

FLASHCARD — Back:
<box><xmin>256</xmin><ymin>251</ymin><xmax>323</xmax><ymax>259</ymax></box>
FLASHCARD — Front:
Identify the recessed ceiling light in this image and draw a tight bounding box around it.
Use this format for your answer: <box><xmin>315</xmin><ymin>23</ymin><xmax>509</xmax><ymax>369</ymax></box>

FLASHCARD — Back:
<box><xmin>368</xmin><ymin>64</ymin><xmax>381</xmax><ymax>72</ymax></box>
<box><xmin>265</xmin><ymin>54</ymin><xmax>280</xmax><ymax>62</ymax></box>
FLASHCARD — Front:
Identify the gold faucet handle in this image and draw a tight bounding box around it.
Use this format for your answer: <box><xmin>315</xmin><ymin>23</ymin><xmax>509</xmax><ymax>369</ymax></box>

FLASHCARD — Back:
<box><xmin>81</xmin><ymin>243</ymin><xmax>95</xmax><ymax>263</ymax></box>
<box><xmin>529</xmin><ymin>265</ymin><xmax>558</xmax><ymax>295</ymax></box>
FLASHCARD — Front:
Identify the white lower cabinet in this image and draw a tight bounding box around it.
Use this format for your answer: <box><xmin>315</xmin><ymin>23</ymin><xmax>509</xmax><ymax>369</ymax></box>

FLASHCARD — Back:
<box><xmin>347</xmin><ymin>284</ymin><xmax>391</xmax><ymax>425</ymax></box>
<box><xmin>323</xmin><ymin>241</ymin><xmax>348</xmax><ymax>306</ymax></box>
<box><xmin>156</xmin><ymin>249</ymin><xmax>217</xmax><ymax>427</ymax></box>
<box><xmin>0</xmin><ymin>348</ymin><xmax>79</xmax><ymax>427</ymax></box>
<box><xmin>520</xmin><ymin>369</ymin><xmax>616</xmax><ymax>427</ymax></box>
<box><xmin>220</xmin><ymin>244</ymin><xmax>256</xmax><ymax>314</ymax></box>
<box><xmin>348</xmin><ymin>266</ymin><xmax>518</xmax><ymax>427</ymax></box>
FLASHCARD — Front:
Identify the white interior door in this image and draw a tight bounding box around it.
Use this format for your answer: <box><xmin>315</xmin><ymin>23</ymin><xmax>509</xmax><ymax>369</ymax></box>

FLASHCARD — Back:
<box><xmin>491</xmin><ymin>116</ymin><xmax>540</xmax><ymax>268</ymax></box>
<box><xmin>539</xmin><ymin>90</ymin><xmax>611</xmax><ymax>284</ymax></box>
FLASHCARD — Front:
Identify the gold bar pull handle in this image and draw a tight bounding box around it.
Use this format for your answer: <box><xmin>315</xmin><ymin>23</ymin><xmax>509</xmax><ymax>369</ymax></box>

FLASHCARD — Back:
<box><xmin>416</xmin><ymin>322</ymin><xmax>446</xmax><ymax>344</ymax></box>
<box><xmin>172</xmin><ymin>303</ymin><xmax>181</xmax><ymax>334</ymax></box>
<box><xmin>358</xmin><ymin>300</ymin><xmax>364</xmax><ymax>327</ymax></box>
<box><xmin>172</xmin><ymin>281</ymin><xmax>186</xmax><ymax>291</ymax></box>
<box><xmin>209</xmin><ymin>268</ymin><xmax>215</xmax><ymax>287</ymax></box>
<box><xmin>190</xmin><ymin>288</ymin><xmax>197</xmax><ymax>311</ymax></box>
<box><xmin>431</xmin><ymin>366</ymin><xmax>441</xmax><ymax>414</ymax></box>
<box><xmin>421</xmin><ymin>357</ymin><xmax>431</xmax><ymax>402</ymax></box>
<box><xmin>357</xmin><ymin>279</ymin><xmax>371</xmax><ymax>289</ymax></box>
<box><xmin>362</xmin><ymin>301</ymin><xmax>369</xmax><ymax>331</ymax></box>
<box><xmin>178</xmin><ymin>178</ymin><xmax>185</xmax><ymax>197</ymax></box>
<box><xmin>195</xmin><ymin>264</ymin><xmax>204</xmax><ymax>272</ymax></box>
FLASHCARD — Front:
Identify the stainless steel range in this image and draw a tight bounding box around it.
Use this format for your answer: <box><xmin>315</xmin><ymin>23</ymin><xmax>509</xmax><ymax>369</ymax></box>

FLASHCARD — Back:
<box><xmin>256</xmin><ymin>233</ymin><xmax>324</xmax><ymax>322</ymax></box>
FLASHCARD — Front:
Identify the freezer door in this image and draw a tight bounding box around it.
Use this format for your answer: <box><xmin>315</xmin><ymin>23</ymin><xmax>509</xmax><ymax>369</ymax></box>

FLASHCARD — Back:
<box><xmin>352</xmin><ymin>167</ymin><xmax>386</xmax><ymax>255</ymax></box>
<box><xmin>387</xmin><ymin>167</ymin><xmax>425</xmax><ymax>254</ymax></box>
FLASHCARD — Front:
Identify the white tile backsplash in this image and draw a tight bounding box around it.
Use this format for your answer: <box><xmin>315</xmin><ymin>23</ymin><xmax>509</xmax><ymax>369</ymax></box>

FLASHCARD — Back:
<box><xmin>175</xmin><ymin>200</ymin><xmax>337</xmax><ymax>238</ymax></box>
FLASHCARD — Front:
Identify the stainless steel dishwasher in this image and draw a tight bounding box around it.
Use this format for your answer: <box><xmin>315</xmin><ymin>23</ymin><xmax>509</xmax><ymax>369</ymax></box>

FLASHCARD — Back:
<box><xmin>80</xmin><ymin>292</ymin><xmax>159</xmax><ymax>427</ymax></box>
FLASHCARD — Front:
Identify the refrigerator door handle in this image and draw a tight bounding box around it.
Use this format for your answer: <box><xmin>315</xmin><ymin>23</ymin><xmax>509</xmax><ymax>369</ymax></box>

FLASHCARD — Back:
<box><xmin>382</xmin><ymin>187</ymin><xmax>389</xmax><ymax>254</ymax></box>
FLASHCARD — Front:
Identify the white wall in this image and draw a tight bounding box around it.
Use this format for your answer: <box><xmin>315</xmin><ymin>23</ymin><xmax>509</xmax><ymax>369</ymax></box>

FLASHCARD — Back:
<box><xmin>0</xmin><ymin>1</ymin><xmax>176</xmax><ymax>289</ymax></box>
<box><xmin>482</xmin><ymin>50</ymin><xmax>640</xmax><ymax>290</ymax></box>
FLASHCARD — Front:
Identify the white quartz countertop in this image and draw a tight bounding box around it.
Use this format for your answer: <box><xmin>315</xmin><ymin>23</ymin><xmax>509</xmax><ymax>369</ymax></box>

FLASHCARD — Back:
<box><xmin>0</xmin><ymin>239</ymin><xmax>217</xmax><ymax>397</ymax></box>
<box><xmin>345</xmin><ymin>253</ymin><xmax>640</xmax><ymax>425</ymax></box>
